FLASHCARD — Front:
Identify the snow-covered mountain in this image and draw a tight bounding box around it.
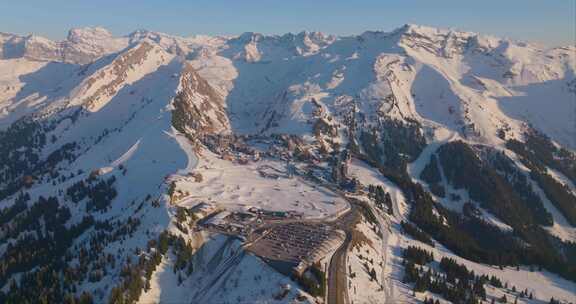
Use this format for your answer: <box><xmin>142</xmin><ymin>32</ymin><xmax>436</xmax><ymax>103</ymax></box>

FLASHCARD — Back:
<box><xmin>0</xmin><ymin>25</ymin><xmax>575</xmax><ymax>304</ymax></box>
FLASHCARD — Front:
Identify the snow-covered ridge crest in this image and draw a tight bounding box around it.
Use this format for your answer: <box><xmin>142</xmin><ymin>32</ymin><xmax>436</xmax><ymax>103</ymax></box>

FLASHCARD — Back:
<box><xmin>392</xmin><ymin>23</ymin><xmax>519</xmax><ymax>60</ymax></box>
<box><xmin>69</xmin><ymin>41</ymin><xmax>174</xmax><ymax>112</ymax></box>
<box><xmin>1</xmin><ymin>24</ymin><xmax>574</xmax><ymax>148</ymax></box>
<box><xmin>1</xmin><ymin>24</ymin><xmax>573</xmax><ymax>64</ymax></box>
<box><xmin>226</xmin><ymin>30</ymin><xmax>336</xmax><ymax>62</ymax></box>
<box><xmin>0</xmin><ymin>26</ymin><xmax>129</xmax><ymax>64</ymax></box>
<box><xmin>1</xmin><ymin>23</ymin><xmax>576</xmax><ymax>304</ymax></box>
<box><xmin>64</xmin><ymin>27</ymin><xmax>129</xmax><ymax>63</ymax></box>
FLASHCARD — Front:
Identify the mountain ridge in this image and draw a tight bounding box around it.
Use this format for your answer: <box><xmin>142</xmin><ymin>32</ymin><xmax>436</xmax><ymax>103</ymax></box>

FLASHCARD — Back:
<box><xmin>0</xmin><ymin>24</ymin><xmax>575</xmax><ymax>304</ymax></box>
<box><xmin>2</xmin><ymin>24</ymin><xmax>574</xmax><ymax>64</ymax></box>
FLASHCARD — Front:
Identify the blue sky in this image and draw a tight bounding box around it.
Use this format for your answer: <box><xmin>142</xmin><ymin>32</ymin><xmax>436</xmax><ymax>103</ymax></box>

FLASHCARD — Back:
<box><xmin>1</xmin><ymin>0</ymin><xmax>574</xmax><ymax>46</ymax></box>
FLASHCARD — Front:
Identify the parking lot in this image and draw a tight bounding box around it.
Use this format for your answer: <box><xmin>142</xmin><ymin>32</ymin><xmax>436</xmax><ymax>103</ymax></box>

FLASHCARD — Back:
<box><xmin>246</xmin><ymin>221</ymin><xmax>345</xmax><ymax>266</ymax></box>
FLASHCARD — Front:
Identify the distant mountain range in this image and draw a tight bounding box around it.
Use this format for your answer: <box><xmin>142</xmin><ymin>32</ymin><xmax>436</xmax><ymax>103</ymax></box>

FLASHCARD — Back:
<box><xmin>0</xmin><ymin>25</ymin><xmax>574</xmax><ymax>304</ymax></box>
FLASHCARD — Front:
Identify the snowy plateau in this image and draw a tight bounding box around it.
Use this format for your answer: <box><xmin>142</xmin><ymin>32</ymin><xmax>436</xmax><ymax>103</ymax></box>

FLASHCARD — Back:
<box><xmin>0</xmin><ymin>24</ymin><xmax>575</xmax><ymax>304</ymax></box>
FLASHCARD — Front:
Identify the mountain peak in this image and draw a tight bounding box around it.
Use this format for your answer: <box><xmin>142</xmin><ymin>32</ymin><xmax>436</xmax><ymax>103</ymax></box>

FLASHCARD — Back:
<box><xmin>235</xmin><ymin>32</ymin><xmax>264</xmax><ymax>43</ymax></box>
<box><xmin>67</xmin><ymin>26</ymin><xmax>114</xmax><ymax>43</ymax></box>
<box><xmin>1</xmin><ymin>22</ymin><xmax>575</xmax><ymax>304</ymax></box>
<box><xmin>397</xmin><ymin>23</ymin><xmax>507</xmax><ymax>46</ymax></box>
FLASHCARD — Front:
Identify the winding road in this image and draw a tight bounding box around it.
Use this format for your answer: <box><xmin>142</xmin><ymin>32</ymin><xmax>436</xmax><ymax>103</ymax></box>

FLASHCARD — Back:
<box><xmin>325</xmin><ymin>190</ymin><xmax>402</xmax><ymax>304</ymax></box>
<box><xmin>327</xmin><ymin>231</ymin><xmax>351</xmax><ymax>304</ymax></box>
<box><xmin>325</xmin><ymin>203</ymin><xmax>359</xmax><ymax>304</ymax></box>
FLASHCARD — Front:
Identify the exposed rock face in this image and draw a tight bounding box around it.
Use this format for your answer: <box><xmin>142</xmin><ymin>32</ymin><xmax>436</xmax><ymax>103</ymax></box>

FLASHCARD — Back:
<box><xmin>172</xmin><ymin>63</ymin><xmax>230</xmax><ymax>141</ymax></box>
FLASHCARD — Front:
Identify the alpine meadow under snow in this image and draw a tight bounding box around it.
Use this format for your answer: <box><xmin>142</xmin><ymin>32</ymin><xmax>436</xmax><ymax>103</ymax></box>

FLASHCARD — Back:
<box><xmin>0</xmin><ymin>24</ymin><xmax>575</xmax><ymax>304</ymax></box>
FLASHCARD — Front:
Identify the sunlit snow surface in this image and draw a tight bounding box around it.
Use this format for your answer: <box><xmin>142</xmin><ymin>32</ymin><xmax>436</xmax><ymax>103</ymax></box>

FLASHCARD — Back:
<box><xmin>174</xmin><ymin>151</ymin><xmax>348</xmax><ymax>219</ymax></box>
<box><xmin>0</xmin><ymin>24</ymin><xmax>575</xmax><ymax>303</ymax></box>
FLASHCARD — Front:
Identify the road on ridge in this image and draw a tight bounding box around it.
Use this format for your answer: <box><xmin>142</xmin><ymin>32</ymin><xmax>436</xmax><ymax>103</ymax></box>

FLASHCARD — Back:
<box><xmin>326</xmin><ymin>204</ymin><xmax>359</xmax><ymax>304</ymax></box>
<box><xmin>327</xmin><ymin>230</ymin><xmax>351</xmax><ymax>304</ymax></box>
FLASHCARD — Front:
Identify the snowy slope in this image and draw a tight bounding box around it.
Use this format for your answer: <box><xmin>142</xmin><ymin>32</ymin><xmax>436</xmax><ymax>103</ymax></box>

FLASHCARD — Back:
<box><xmin>349</xmin><ymin>158</ymin><xmax>576</xmax><ymax>304</ymax></box>
<box><xmin>0</xmin><ymin>24</ymin><xmax>574</xmax><ymax>304</ymax></box>
<box><xmin>2</xmin><ymin>24</ymin><xmax>574</xmax><ymax>147</ymax></box>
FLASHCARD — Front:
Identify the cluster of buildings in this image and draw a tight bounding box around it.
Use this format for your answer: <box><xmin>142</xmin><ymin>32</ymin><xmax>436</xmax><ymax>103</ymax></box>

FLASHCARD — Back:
<box><xmin>194</xmin><ymin>202</ymin><xmax>303</xmax><ymax>236</ymax></box>
<box><xmin>189</xmin><ymin>202</ymin><xmax>217</xmax><ymax>220</ymax></box>
<box><xmin>247</xmin><ymin>207</ymin><xmax>303</xmax><ymax>221</ymax></box>
<box><xmin>202</xmin><ymin>210</ymin><xmax>250</xmax><ymax>235</ymax></box>
<box><xmin>201</xmin><ymin>134</ymin><xmax>263</xmax><ymax>164</ymax></box>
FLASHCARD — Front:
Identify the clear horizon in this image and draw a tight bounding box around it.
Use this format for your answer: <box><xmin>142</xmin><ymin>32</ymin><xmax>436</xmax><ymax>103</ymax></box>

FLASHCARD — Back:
<box><xmin>1</xmin><ymin>0</ymin><xmax>575</xmax><ymax>46</ymax></box>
